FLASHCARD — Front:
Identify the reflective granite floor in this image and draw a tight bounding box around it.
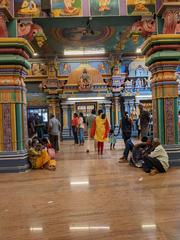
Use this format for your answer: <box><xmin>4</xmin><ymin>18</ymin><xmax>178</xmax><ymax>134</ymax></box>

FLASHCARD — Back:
<box><xmin>1</xmin><ymin>140</ymin><xmax>180</xmax><ymax>240</ymax></box>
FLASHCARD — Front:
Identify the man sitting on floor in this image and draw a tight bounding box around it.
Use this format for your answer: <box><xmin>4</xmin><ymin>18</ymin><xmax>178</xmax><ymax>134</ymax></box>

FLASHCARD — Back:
<box><xmin>130</xmin><ymin>137</ymin><xmax>153</xmax><ymax>168</ymax></box>
<box><xmin>142</xmin><ymin>138</ymin><xmax>169</xmax><ymax>175</ymax></box>
<box><xmin>119</xmin><ymin>137</ymin><xmax>150</xmax><ymax>163</ymax></box>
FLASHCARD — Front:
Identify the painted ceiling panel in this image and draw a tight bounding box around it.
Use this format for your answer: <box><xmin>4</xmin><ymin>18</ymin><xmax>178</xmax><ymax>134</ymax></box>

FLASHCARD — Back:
<box><xmin>32</xmin><ymin>16</ymin><xmax>141</xmax><ymax>56</ymax></box>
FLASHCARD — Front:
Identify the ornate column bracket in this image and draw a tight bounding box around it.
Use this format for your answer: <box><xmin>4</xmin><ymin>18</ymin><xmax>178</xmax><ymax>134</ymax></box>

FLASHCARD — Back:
<box><xmin>142</xmin><ymin>34</ymin><xmax>180</xmax><ymax>145</ymax></box>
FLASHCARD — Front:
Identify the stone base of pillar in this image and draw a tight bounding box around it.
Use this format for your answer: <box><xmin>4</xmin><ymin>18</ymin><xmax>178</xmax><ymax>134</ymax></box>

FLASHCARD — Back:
<box><xmin>165</xmin><ymin>145</ymin><xmax>180</xmax><ymax>167</ymax></box>
<box><xmin>0</xmin><ymin>151</ymin><xmax>30</xmax><ymax>173</ymax></box>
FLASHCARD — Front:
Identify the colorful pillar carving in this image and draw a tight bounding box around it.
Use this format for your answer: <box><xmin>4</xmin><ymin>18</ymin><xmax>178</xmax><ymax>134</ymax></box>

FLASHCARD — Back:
<box><xmin>62</xmin><ymin>105</ymin><xmax>68</xmax><ymax>129</ymax></box>
<box><xmin>0</xmin><ymin>38</ymin><xmax>33</xmax><ymax>172</ymax></box>
<box><xmin>114</xmin><ymin>96</ymin><xmax>120</xmax><ymax>126</ymax></box>
<box><xmin>142</xmin><ymin>35</ymin><xmax>180</xmax><ymax>144</ymax></box>
<box><xmin>105</xmin><ymin>103</ymin><xmax>111</xmax><ymax>125</ymax></box>
<box><xmin>47</xmin><ymin>97</ymin><xmax>60</xmax><ymax>119</ymax></box>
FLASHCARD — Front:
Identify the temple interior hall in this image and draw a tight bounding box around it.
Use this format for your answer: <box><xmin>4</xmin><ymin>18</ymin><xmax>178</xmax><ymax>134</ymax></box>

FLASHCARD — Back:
<box><xmin>0</xmin><ymin>0</ymin><xmax>180</xmax><ymax>239</ymax></box>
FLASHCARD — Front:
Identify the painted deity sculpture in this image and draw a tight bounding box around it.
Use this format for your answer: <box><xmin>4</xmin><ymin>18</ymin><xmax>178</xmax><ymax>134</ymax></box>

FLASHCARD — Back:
<box><xmin>0</xmin><ymin>0</ymin><xmax>10</xmax><ymax>8</ymax></box>
<box><xmin>132</xmin><ymin>0</ymin><xmax>151</xmax><ymax>15</ymax></box>
<box><xmin>78</xmin><ymin>68</ymin><xmax>92</xmax><ymax>91</ymax></box>
<box><xmin>64</xmin><ymin>0</ymin><xmax>78</xmax><ymax>14</ymax></box>
<box><xmin>163</xmin><ymin>9</ymin><xmax>179</xmax><ymax>34</ymax></box>
<box><xmin>98</xmin><ymin>0</ymin><xmax>111</xmax><ymax>12</ymax></box>
<box><xmin>18</xmin><ymin>20</ymin><xmax>45</xmax><ymax>42</ymax></box>
<box><xmin>131</xmin><ymin>18</ymin><xmax>156</xmax><ymax>37</ymax></box>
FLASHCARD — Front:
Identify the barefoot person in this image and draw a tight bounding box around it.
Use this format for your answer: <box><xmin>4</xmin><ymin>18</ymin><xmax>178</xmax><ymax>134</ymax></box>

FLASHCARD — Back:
<box><xmin>142</xmin><ymin>138</ymin><xmax>169</xmax><ymax>175</ymax></box>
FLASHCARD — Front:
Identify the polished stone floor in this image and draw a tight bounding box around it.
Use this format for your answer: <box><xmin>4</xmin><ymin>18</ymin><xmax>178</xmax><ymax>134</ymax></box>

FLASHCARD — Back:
<box><xmin>1</xmin><ymin>140</ymin><xmax>180</xmax><ymax>240</ymax></box>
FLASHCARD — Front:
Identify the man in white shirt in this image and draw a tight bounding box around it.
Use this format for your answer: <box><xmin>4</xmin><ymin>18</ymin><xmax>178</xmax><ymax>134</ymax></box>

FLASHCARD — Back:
<box><xmin>142</xmin><ymin>138</ymin><xmax>169</xmax><ymax>175</ymax></box>
<box><xmin>48</xmin><ymin>114</ymin><xmax>61</xmax><ymax>152</ymax></box>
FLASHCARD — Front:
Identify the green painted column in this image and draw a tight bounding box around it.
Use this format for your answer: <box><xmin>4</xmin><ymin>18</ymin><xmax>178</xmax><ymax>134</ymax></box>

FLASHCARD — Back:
<box><xmin>0</xmin><ymin>38</ymin><xmax>34</xmax><ymax>172</ymax></box>
<box><xmin>142</xmin><ymin>35</ymin><xmax>180</xmax><ymax>144</ymax></box>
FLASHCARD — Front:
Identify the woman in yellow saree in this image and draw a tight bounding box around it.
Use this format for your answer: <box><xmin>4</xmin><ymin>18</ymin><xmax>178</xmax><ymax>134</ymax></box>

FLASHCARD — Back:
<box><xmin>28</xmin><ymin>141</ymin><xmax>56</xmax><ymax>170</ymax></box>
<box><xmin>91</xmin><ymin>111</ymin><xmax>110</xmax><ymax>155</ymax></box>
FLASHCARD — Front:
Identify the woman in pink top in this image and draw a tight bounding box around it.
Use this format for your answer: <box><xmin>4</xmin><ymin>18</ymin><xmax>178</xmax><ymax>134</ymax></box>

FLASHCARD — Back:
<box><xmin>79</xmin><ymin>112</ymin><xmax>85</xmax><ymax>145</ymax></box>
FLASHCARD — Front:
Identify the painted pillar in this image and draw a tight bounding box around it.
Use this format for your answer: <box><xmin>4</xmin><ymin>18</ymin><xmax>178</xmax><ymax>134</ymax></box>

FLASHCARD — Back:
<box><xmin>114</xmin><ymin>96</ymin><xmax>120</xmax><ymax>126</ymax></box>
<box><xmin>0</xmin><ymin>38</ymin><xmax>34</xmax><ymax>172</ymax></box>
<box><xmin>62</xmin><ymin>105</ymin><xmax>68</xmax><ymax>129</ymax></box>
<box><xmin>105</xmin><ymin>103</ymin><xmax>111</xmax><ymax>126</ymax></box>
<box><xmin>142</xmin><ymin>35</ymin><xmax>180</xmax><ymax>144</ymax></box>
<box><xmin>47</xmin><ymin>97</ymin><xmax>60</xmax><ymax>119</ymax></box>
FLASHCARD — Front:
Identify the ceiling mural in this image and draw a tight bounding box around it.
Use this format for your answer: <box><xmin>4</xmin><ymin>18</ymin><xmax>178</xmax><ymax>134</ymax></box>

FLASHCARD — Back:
<box><xmin>52</xmin><ymin>26</ymin><xmax>115</xmax><ymax>47</ymax></box>
<box><xmin>89</xmin><ymin>0</ymin><xmax>120</xmax><ymax>16</ymax></box>
<box><xmin>127</xmin><ymin>0</ymin><xmax>155</xmax><ymax>15</ymax></box>
<box><xmin>51</xmin><ymin>0</ymin><xmax>82</xmax><ymax>17</ymax></box>
<box><xmin>32</xmin><ymin>16</ymin><xmax>141</xmax><ymax>56</ymax></box>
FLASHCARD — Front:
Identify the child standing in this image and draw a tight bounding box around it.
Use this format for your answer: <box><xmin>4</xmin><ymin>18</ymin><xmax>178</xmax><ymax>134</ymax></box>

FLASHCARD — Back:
<box><xmin>109</xmin><ymin>129</ymin><xmax>116</xmax><ymax>150</ymax></box>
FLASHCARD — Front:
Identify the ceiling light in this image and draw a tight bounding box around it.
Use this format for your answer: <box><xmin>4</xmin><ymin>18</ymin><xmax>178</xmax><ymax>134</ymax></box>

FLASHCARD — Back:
<box><xmin>33</xmin><ymin>52</ymin><xmax>38</xmax><ymax>56</ymax></box>
<box><xmin>136</xmin><ymin>48</ymin><xmax>142</xmax><ymax>53</ymax></box>
<box><xmin>67</xmin><ymin>97</ymin><xmax>105</xmax><ymax>101</ymax></box>
<box><xmin>64</xmin><ymin>49</ymin><xmax>105</xmax><ymax>56</ymax></box>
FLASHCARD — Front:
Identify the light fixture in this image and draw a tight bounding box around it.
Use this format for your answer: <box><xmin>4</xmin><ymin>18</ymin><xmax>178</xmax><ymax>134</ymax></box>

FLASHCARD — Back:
<box><xmin>69</xmin><ymin>226</ymin><xmax>110</xmax><ymax>230</ymax></box>
<box><xmin>67</xmin><ymin>97</ymin><xmax>105</xmax><ymax>101</ymax></box>
<box><xmin>64</xmin><ymin>49</ymin><xmax>105</xmax><ymax>56</ymax></box>
<box><xmin>136</xmin><ymin>47</ymin><xmax>142</xmax><ymax>53</ymax></box>
<box><xmin>142</xmin><ymin>224</ymin><xmax>156</xmax><ymax>229</ymax></box>
<box><xmin>136</xmin><ymin>95</ymin><xmax>152</xmax><ymax>99</ymax></box>
<box><xmin>30</xmin><ymin>227</ymin><xmax>43</xmax><ymax>232</ymax></box>
<box><xmin>33</xmin><ymin>52</ymin><xmax>38</xmax><ymax>56</ymax></box>
<box><xmin>70</xmin><ymin>181</ymin><xmax>89</xmax><ymax>185</ymax></box>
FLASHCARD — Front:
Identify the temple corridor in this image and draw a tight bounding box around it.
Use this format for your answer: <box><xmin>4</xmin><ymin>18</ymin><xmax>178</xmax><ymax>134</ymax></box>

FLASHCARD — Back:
<box><xmin>1</xmin><ymin>141</ymin><xmax>180</xmax><ymax>240</ymax></box>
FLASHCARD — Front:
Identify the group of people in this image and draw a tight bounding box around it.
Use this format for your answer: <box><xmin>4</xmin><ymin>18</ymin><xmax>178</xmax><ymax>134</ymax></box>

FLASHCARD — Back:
<box><xmin>71</xmin><ymin>109</ymin><xmax>110</xmax><ymax>155</ymax></box>
<box><xmin>28</xmin><ymin>114</ymin><xmax>61</xmax><ymax>171</ymax></box>
<box><xmin>28</xmin><ymin>113</ymin><xmax>44</xmax><ymax>139</ymax></box>
<box><xmin>119</xmin><ymin>104</ymin><xmax>169</xmax><ymax>175</ymax></box>
<box><xmin>28</xmin><ymin>137</ymin><xmax>56</xmax><ymax>171</ymax></box>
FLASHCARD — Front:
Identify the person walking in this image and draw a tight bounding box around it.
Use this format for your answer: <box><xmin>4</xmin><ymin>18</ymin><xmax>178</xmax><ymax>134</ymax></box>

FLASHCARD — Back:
<box><xmin>78</xmin><ymin>112</ymin><xmax>85</xmax><ymax>145</ymax></box>
<box><xmin>86</xmin><ymin>109</ymin><xmax>96</xmax><ymax>151</ymax></box>
<box><xmin>48</xmin><ymin>114</ymin><xmax>61</xmax><ymax>152</ymax></box>
<box><xmin>71</xmin><ymin>113</ymin><xmax>79</xmax><ymax>145</ymax></box>
<box><xmin>91</xmin><ymin>111</ymin><xmax>110</xmax><ymax>155</ymax></box>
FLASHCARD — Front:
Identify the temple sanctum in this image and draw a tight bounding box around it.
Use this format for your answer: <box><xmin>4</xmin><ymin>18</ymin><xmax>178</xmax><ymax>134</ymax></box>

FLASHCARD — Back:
<box><xmin>0</xmin><ymin>0</ymin><xmax>180</xmax><ymax>239</ymax></box>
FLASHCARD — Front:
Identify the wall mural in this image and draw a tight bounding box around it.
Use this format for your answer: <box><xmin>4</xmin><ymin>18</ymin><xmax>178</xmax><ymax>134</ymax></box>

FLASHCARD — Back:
<box><xmin>127</xmin><ymin>0</ymin><xmax>155</xmax><ymax>16</ymax></box>
<box><xmin>52</xmin><ymin>0</ymin><xmax>82</xmax><ymax>17</ymax></box>
<box><xmin>15</xmin><ymin>0</ymin><xmax>41</xmax><ymax>17</ymax></box>
<box><xmin>59</xmin><ymin>60</ymin><xmax>110</xmax><ymax>76</ymax></box>
<box><xmin>90</xmin><ymin>0</ymin><xmax>120</xmax><ymax>16</ymax></box>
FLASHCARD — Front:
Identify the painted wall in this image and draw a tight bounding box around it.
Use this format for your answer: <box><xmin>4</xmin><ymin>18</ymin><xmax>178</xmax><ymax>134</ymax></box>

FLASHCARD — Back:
<box><xmin>59</xmin><ymin>59</ymin><xmax>110</xmax><ymax>76</ymax></box>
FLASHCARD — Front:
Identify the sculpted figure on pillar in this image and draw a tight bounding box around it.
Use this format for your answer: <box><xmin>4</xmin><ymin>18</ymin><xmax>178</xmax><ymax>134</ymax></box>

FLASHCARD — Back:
<box><xmin>163</xmin><ymin>9</ymin><xmax>179</xmax><ymax>34</ymax></box>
